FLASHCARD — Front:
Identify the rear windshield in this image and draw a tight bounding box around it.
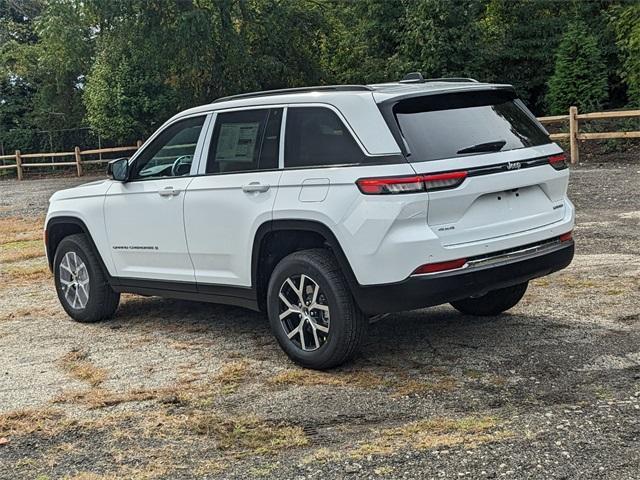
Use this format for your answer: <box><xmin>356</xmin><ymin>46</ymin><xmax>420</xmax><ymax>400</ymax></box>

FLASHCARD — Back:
<box><xmin>392</xmin><ymin>90</ymin><xmax>550</xmax><ymax>162</ymax></box>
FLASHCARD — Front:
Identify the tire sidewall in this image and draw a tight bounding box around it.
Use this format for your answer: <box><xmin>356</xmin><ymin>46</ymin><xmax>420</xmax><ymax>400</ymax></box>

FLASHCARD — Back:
<box><xmin>267</xmin><ymin>255</ymin><xmax>351</xmax><ymax>368</ymax></box>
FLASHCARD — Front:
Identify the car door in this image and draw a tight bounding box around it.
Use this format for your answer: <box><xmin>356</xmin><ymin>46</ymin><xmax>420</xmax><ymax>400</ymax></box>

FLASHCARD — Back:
<box><xmin>104</xmin><ymin>114</ymin><xmax>210</xmax><ymax>283</ymax></box>
<box><xmin>184</xmin><ymin>107</ymin><xmax>284</xmax><ymax>288</ymax></box>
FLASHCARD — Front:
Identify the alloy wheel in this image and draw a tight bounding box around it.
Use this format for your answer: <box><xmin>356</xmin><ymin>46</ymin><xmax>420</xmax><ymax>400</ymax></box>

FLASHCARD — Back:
<box><xmin>278</xmin><ymin>274</ymin><xmax>330</xmax><ymax>351</ymax></box>
<box><xmin>59</xmin><ymin>251</ymin><xmax>90</xmax><ymax>309</ymax></box>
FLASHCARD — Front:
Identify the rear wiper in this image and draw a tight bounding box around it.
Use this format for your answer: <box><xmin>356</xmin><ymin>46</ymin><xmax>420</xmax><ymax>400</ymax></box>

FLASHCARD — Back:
<box><xmin>457</xmin><ymin>140</ymin><xmax>507</xmax><ymax>155</ymax></box>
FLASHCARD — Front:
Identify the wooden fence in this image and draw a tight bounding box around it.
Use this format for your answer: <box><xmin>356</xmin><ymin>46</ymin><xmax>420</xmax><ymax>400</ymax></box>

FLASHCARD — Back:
<box><xmin>0</xmin><ymin>141</ymin><xmax>142</xmax><ymax>180</ymax></box>
<box><xmin>538</xmin><ymin>106</ymin><xmax>640</xmax><ymax>164</ymax></box>
<box><xmin>1</xmin><ymin>105</ymin><xmax>639</xmax><ymax>180</ymax></box>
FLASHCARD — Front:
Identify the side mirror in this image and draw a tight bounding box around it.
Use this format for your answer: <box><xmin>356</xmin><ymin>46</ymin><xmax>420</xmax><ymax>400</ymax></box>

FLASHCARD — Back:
<box><xmin>107</xmin><ymin>158</ymin><xmax>129</xmax><ymax>182</ymax></box>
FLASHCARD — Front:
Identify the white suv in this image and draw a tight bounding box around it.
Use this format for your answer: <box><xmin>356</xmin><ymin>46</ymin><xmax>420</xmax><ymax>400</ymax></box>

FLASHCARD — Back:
<box><xmin>45</xmin><ymin>74</ymin><xmax>575</xmax><ymax>369</ymax></box>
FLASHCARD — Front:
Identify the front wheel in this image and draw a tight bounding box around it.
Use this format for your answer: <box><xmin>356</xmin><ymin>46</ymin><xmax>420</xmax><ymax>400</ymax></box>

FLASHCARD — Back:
<box><xmin>54</xmin><ymin>234</ymin><xmax>120</xmax><ymax>323</ymax></box>
<box><xmin>267</xmin><ymin>249</ymin><xmax>366</xmax><ymax>370</ymax></box>
<box><xmin>450</xmin><ymin>281</ymin><xmax>528</xmax><ymax>316</ymax></box>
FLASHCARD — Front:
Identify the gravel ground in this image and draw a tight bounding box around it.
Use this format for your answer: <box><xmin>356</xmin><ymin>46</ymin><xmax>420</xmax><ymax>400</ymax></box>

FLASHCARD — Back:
<box><xmin>0</xmin><ymin>160</ymin><xmax>638</xmax><ymax>479</ymax></box>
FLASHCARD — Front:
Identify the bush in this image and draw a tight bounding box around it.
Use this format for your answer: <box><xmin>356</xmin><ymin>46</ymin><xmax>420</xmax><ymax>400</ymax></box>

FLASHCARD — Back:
<box><xmin>546</xmin><ymin>20</ymin><xmax>608</xmax><ymax>114</ymax></box>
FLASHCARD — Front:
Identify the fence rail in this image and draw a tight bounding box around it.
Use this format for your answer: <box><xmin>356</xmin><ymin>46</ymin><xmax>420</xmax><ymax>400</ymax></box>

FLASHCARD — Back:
<box><xmin>0</xmin><ymin>141</ymin><xmax>142</xmax><ymax>180</ymax></box>
<box><xmin>1</xmin><ymin>105</ymin><xmax>639</xmax><ymax>180</ymax></box>
<box><xmin>537</xmin><ymin>106</ymin><xmax>640</xmax><ymax>164</ymax></box>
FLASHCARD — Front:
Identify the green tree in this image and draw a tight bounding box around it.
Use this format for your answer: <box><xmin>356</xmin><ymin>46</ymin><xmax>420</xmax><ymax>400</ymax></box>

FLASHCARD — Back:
<box><xmin>323</xmin><ymin>0</ymin><xmax>408</xmax><ymax>84</ymax></box>
<box><xmin>400</xmin><ymin>0</ymin><xmax>488</xmax><ymax>79</ymax></box>
<box><xmin>610</xmin><ymin>3</ymin><xmax>640</xmax><ymax>106</ymax></box>
<box><xmin>480</xmin><ymin>0</ymin><xmax>567</xmax><ymax>113</ymax></box>
<box><xmin>546</xmin><ymin>20</ymin><xmax>608</xmax><ymax>114</ymax></box>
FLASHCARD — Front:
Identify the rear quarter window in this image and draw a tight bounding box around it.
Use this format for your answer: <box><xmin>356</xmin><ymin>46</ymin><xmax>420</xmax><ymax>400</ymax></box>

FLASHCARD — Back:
<box><xmin>284</xmin><ymin>107</ymin><xmax>366</xmax><ymax>168</ymax></box>
<box><xmin>392</xmin><ymin>90</ymin><xmax>551</xmax><ymax>162</ymax></box>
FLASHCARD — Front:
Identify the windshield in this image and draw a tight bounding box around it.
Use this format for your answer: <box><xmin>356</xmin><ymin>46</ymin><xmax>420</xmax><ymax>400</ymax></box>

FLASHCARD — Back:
<box><xmin>392</xmin><ymin>90</ymin><xmax>550</xmax><ymax>162</ymax></box>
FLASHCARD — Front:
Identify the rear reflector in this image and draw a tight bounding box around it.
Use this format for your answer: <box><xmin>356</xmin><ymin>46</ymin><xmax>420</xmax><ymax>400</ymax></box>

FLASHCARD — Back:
<box><xmin>412</xmin><ymin>258</ymin><xmax>467</xmax><ymax>275</ymax></box>
<box><xmin>549</xmin><ymin>153</ymin><xmax>568</xmax><ymax>170</ymax></box>
<box><xmin>559</xmin><ymin>231</ymin><xmax>573</xmax><ymax>242</ymax></box>
<box><xmin>357</xmin><ymin>171</ymin><xmax>467</xmax><ymax>195</ymax></box>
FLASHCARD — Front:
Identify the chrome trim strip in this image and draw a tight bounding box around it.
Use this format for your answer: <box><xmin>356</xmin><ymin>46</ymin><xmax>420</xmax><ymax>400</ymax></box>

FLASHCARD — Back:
<box><xmin>412</xmin><ymin>238</ymin><xmax>565</xmax><ymax>277</ymax></box>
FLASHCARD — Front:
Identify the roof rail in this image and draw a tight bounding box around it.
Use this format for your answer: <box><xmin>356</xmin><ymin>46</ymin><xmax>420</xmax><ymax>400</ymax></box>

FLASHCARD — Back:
<box><xmin>213</xmin><ymin>85</ymin><xmax>373</xmax><ymax>103</ymax></box>
<box><xmin>399</xmin><ymin>72</ymin><xmax>479</xmax><ymax>84</ymax></box>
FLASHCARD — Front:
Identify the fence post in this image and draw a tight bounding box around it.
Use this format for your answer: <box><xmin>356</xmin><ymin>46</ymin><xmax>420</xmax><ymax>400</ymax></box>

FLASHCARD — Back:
<box><xmin>569</xmin><ymin>106</ymin><xmax>579</xmax><ymax>164</ymax></box>
<box><xmin>136</xmin><ymin>139</ymin><xmax>142</xmax><ymax>149</ymax></box>
<box><xmin>15</xmin><ymin>150</ymin><xmax>23</xmax><ymax>180</ymax></box>
<box><xmin>74</xmin><ymin>146</ymin><xmax>83</xmax><ymax>177</ymax></box>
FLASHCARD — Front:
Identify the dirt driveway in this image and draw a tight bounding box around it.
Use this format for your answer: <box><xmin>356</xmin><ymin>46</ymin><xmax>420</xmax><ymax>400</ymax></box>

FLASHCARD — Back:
<box><xmin>0</xmin><ymin>162</ymin><xmax>639</xmax><ymax>479</ymax></box>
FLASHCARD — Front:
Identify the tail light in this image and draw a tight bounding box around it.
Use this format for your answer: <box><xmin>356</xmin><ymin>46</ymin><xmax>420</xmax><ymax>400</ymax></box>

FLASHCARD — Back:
<box><xmin>422</xmin><ymin>171</ymin><xmax>468</xmax><ymax>191</ymax></box>
<box><xmin>559</xmin><ymin>231</ymin><xmax>573</xmax><ymax>242</ymax></box>
<box><xmin>357</xmin><ymin>171</ymin><xmax>467</xmax><ymax>195</ymax></box>
<box><xmin>356</xmin><ymin>175</ymin><xmax>424</xmax><ymax>195</ymax></box>
<box><xmin>412</xmin><ymin>258</ymin><xmax>467</xmax><ymax>275</ymax></box>
<box><xmin>549</xmin><ymin>153</ymin><xmax>568</xmax><ymax>170</ymax></box>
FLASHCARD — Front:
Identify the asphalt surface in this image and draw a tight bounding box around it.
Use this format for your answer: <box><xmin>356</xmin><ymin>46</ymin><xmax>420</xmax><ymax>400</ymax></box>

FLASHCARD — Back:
<box><xmin>0</xmin><ymin>159</ymin><xmax>638</xmax><ymax>479</ymax></box>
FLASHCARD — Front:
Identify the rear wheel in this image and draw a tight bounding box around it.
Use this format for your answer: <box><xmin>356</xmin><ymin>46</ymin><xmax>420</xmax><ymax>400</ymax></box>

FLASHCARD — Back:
<box><xmin>267</xmin><ymin>249</ymin><xmax>366</xmax><ymax>370</ymax></box>
<box><xmin>54</xmin><ymin>234</ymin><xmax>120</xmax><ymax>323</ymax></box>
<box><xmin>450</xmin><ymin>281</ymin><xmax>528</xmax><ymax>316</ymax></box>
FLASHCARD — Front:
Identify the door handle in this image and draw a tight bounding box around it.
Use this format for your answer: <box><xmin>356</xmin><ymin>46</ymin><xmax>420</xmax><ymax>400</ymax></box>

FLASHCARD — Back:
<box><xmin>158</xmin><ymin>186</ymin><xmax>181</xmax><ymax>197</ymax></box>
<box><xmin>242</xmin><ymin>182</ymin><xmax>270</xmax><ymax>193</ymax></box>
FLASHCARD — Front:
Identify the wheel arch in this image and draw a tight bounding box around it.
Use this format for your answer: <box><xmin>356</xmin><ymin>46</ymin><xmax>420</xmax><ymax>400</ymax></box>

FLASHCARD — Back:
<box><xmin>251</xmin><ymin>219</ymin><xmax>361</xmax><ymax>311</ymax></box>
<box><xmin>45</xmin><ymin>216</ymin><xmax>115</xmax><ymax>284</ymax></box>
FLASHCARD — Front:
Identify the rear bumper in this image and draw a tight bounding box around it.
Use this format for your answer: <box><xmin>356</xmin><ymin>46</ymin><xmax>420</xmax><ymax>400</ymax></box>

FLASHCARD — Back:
<box><xmin>352</xmin><ymin>239</ymin><xmax>574</xmax><ymax>315</ymax></box>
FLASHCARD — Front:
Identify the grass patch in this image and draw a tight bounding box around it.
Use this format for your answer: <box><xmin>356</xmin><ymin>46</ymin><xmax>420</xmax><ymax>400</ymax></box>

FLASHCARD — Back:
<box><xmin>0</xmin><ymin>216</ymin><xmax>43</xmax><ymax>245</ymax></box>
<box><xmin>269</xmin><ymin>367</ymin><xmax>458</xmax><ymax>397</ymax></box>
<box><xmin>0</xmin><ymin>239</ymin><xmax>44</xmax><ymax>263</ymax></box>
<box><xmin>178</xmin><ymin>412</ymin><xmax>308</xmax><ymax>455</ymax></box>
<box><xmin>391</xmin><ymin>377</ymin><xmax>457</xmax><ymax>397</ymax></box>
<box><xmin>0</xmin><ymin>408</ymin><xmax>67</xmax><ymax>437</ymax></box>
<box><xmin>214</xmin><ymin>360</ymin><xmax>252</xmax><ymax>394</ymax></box>
<box><xmin>58</xmin><ymin>349</ymin><xmax>108</xmax><ymax>387</ymax></box>
<box><xmin>0</xmin><ymin>260</ymin><xmax>50</xmax><ymax>285</ymax></box>
<box><xmin>268</xmin><ymin>368</ymin><xmax>386</xmax><ymax>389</ymax></box>
<box><xmin>349</xmin><ymin>416</ymin><xmax>509</xmax><ymax>458</ymax></box>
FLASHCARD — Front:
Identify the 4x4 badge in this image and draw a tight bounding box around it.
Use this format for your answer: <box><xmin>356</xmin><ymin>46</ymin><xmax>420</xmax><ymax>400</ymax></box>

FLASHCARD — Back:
<box><xmin>506</xmin><ymin>161</ymin><xmax>522</xmax><ymax>170</ymax></box>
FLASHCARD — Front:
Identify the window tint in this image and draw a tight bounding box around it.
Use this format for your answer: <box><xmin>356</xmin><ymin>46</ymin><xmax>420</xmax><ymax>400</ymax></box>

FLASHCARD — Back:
<box><xmin>132</xmin><ymin>116</ymin><xmax>205</xmax><ymax>180</ymax></box>
<box><xmin>284</xmin><ymin>107</ymin><xmax>365</xmax><ymax>168</ymax></box>
<box><xmin>393</xmin><ymin>91</ymin><xmax>551</xmax><ymax>162</ymax></box>
<box><xmin>206</xmin><ymin>108</ymin><xmax>282</xmax><ymax>174</ymax></box>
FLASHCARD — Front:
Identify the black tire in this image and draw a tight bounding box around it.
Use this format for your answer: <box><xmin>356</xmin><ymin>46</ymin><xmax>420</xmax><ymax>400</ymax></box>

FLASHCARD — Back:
<box><xmin>267</xmin><ymin>249</ymin><xmax>367</xmax><ymax>370</ymax></box>
<box><xmin>450</xmin><ymin>281</ymin><xmax>528</xmax><ymax>316</ymax></box>
<box><xmin>53</xmin><ymin>234</ymin><xmax>120</xmax><ymax>323</ymax></box>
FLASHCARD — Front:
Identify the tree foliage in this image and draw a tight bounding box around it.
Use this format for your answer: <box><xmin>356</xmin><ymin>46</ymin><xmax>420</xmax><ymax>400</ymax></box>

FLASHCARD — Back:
<box><xmin>610</xmin><ymin>3</ymin><xmax>640</xmax><ymax>106</ymax></box>
<box><xmin>1</xmin><ymin>0</ymin><xmax>639</xmax><ymax>149</ymax></box>
<box><xmin>546</xmin><ymin>20</ymin><xmax>608</xmax><ymax>114</ymax></box>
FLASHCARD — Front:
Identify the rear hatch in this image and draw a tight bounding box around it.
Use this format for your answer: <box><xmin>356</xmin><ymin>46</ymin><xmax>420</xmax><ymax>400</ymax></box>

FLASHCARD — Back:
<box><xmin>383</xmin><ymin>88</ymin><xmax>568</xmax><ymax>246</ymax></box>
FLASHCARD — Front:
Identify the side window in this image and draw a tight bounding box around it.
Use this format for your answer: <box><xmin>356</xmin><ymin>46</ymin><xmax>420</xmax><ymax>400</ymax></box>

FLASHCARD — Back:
<box><xmin>284</xmin><ymin>107</ymin><xmax>366</xmax><ymax>168</ymax></box>
<box><xmin>132</xmin><ymin>116</ymin><xmax>205</xmax><ymax>180</ymax></box>
<box><xmin>206</xmin><ymin>108</ymin><xmax>282</xmax><ymax>174</ymax></box>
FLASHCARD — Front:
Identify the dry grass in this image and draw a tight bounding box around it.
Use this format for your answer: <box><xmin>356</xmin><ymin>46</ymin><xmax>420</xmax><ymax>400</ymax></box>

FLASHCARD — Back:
<box><xmin>214</xmin><ymin>360</ymin><xmax>252</xmax><ymax>394</ymax></box>
<box><xmin>268</xmin><ymin>368</ymin><xmax>387</xmax><ymax>389</ymax></box>
<box><xmin>0</xmin><ymin>239</ymin><xmax>44</xmax><ymax>263</ymax></box>
<box><xmin>58</xmin><ymin>349</ymin><xmax>108</xmax><ymax>387</ymax></box>
<box><xmin>166</xmin><ymin>411</ymin><xmax>308</xmax><ymax>456</ymax></box>
<box><xmin>0</xmin><ymin>216</ymin><xmax>43</xmax><ymax>245</ymax></box>
<box><xmin>0</xmin><ymin>260</ymin><xmax>50</xmax><ymax>285</ymax></box>
<box><xmin>64</xmin><ymin>463</ymin><xmax>170</xmax><ymax>480</ymax></box>
<box><xmin>54</xmin><ymin>360</ymin><xmax>255</xmax><ymax>410</ymax></box>
<box><xmin>0</xmin><ymin>408</ymin><xmax>67</xmax><ymax>437</ymax></box>
<box><xmin>349</xmin><ymin>416</ymin><xmax>509</xmax><ymax>458</ymax></box>
<box><xmin>269</xmin><ymin>368</ymin><xmax>458</xmax><ymax>397</ymax></box>
<box><xmin>0</xmin><ymin>302</ymin><xmax>59</xmax><ymax>321</ymax></box>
